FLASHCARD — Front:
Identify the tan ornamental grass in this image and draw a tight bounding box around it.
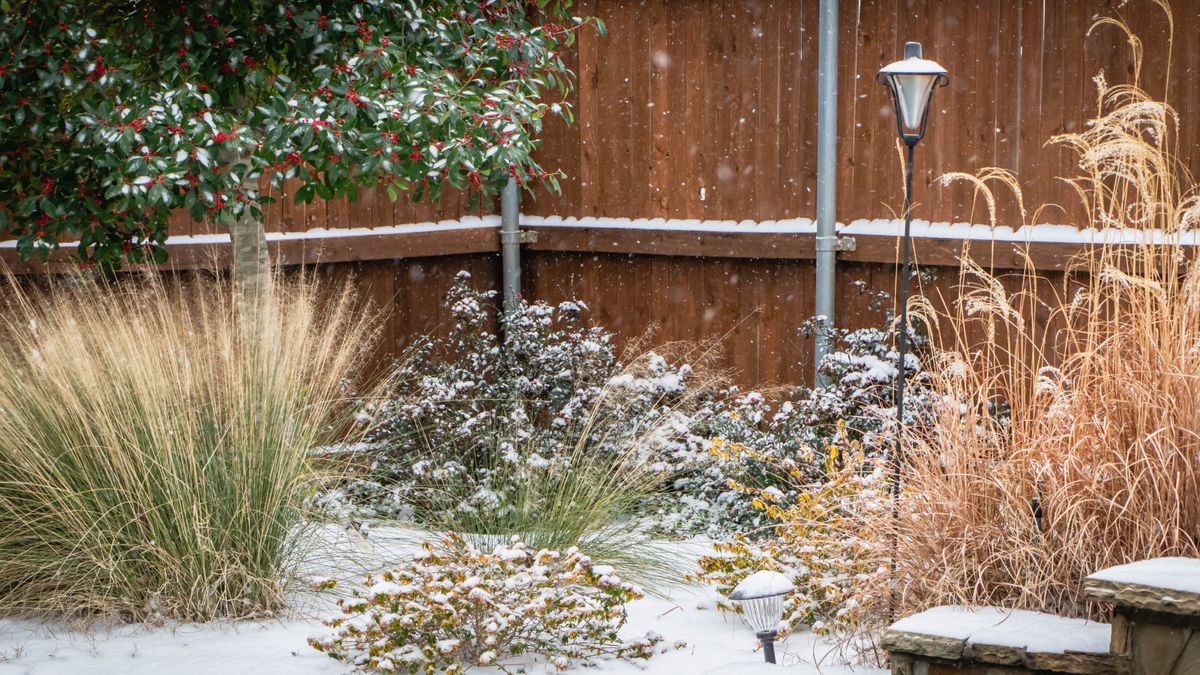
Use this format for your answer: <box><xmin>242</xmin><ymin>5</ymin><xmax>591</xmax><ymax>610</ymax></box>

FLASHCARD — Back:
<box><xmin>853</xmin><ymin>0</ymin><xmax>1200</xmax><ymax>632</ymax></box>
<box><xmin>0</xmin><ymin>272</ymin><xmax>377</xmax><ymax>622</ymax></box>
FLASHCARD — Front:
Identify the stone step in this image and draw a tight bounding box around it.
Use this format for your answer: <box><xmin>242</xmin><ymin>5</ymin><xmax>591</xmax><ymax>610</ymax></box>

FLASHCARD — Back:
<box><xmin>1084</xmin><ymin>558</ymin><xmax>1200</xmax><ymax>674</ymax></box>
<box><xmin>1084</xmin><ymin>557</ymin><xmax>1200</xmax><ymax>618</ymax></box>
<box><xmin>882</xmin><ymin>606</ymin><xmax>1127</xmax><ymax>674</ymax></box>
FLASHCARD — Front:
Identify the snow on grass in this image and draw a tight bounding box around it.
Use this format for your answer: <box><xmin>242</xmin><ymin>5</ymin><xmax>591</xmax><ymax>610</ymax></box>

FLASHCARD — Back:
<box><xmin>0</xmin><ymin>527</ymin><xmax>882</xmax><ymax>675</ymax></box>
<box><xmin>0</xmin><ymin>590</ymin><xmax>878</xmax><ymax>675</ymax></box>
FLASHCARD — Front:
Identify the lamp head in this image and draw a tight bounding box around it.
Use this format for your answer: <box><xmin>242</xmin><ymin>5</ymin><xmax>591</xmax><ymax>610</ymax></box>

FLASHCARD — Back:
<box><xmin>729</xmin><ymin>570</ymin><xmax>794</xmax><ymax>635</ymax></box>
<box><xmin>878</xmin><ymin>42</ymin><xmax>949</xmax><ymax>145</ymax></box>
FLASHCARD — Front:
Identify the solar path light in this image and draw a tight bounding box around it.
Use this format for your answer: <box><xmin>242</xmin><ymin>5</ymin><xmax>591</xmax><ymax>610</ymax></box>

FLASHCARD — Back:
<box><xmin>728</xmin><ymin>570</ymin><xmax>794</xmax><ymax>664</ymax></box>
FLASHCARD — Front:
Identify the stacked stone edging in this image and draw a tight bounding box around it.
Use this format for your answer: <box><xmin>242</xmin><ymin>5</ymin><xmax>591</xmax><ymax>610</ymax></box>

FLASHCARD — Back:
<box><xmin>882</xmin><ymin>557</ymin><xmax>1200</xmax><ymax>674</ymax></box>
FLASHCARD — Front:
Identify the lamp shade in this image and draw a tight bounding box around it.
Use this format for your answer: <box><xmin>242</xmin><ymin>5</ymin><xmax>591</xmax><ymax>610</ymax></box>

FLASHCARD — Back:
<box><xmin>878</xmin><ymin>42</ymin><xmax>948</xmax><ymax>138</ymax></box>
<box><xmin>729</xmin><ymin>570</ymin><xmax>794</xmax><ymax>634</ymax></box>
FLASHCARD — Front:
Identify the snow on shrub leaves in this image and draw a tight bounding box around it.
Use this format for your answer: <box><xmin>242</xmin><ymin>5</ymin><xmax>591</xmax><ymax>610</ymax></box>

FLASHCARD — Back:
<box><xmin>309</xmin><ymin>533</ymin><xmax>668</xmax><ymax>674</ymax></box>
<box><xmin>688</xmin><ymin>425</ymin><xmax>889</xmax><ymax>644</ymax></box>
<box><xmin>0</xmin><ymin>1</ymin><xmax>597</xmax><ymax>266</ymax></box>
<box><xmin>334</xmin><ymin>271</ymin><xmax>709</xmax><ymax>524</ymax></box>
<box><xmin>657</xmin><ymin>316</ymin><xmax>932</xmax><ymax>536</ymax></box>
<box><xmin>326</xmin><ymin>273</ymin><xmax>932</xmax><ymax>542</ymax></box>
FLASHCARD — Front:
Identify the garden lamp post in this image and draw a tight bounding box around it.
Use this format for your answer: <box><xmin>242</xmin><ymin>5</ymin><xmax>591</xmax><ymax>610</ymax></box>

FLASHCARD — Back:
<box><xmin>729</xmin><ymin>570</ymin><xmax>794</xmax><ymax>664</ymax></box>
<box><xmin>876</xmin><ymin>42</ymin><xmax>948</xmax><ymax>500</ymax></box>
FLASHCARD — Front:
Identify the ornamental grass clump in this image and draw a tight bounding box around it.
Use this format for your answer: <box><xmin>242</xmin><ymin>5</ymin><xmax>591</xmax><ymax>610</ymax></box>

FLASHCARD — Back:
<box><xmin>0</xmin><ymin>273</ymin><xmax>375</xmax><ymax>621</ymax></box>
<box><xmin>855</xmin><ymin>0</ymin><xmax>1200</xmax><ymax>633</ymax></box>
<box><xmin>310</xmin><ymin>533</ymin><xmax>667</xmax><ymax>674</ymax></box>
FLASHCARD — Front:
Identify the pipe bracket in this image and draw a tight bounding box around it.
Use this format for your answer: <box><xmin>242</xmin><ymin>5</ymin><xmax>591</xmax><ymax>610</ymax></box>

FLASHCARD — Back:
<box><xmin>815</xmin><ymin>235</ymin><xmax>856</xmax><ymax>253</ymax></box>
<box><xmin>500</xmin><ymin>229</ymin><xmax>538</xmax><ymax>245</ymax></box>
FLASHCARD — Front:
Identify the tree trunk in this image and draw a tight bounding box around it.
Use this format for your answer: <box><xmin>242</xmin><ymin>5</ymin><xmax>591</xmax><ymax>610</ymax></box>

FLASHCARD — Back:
<box><xmin>220</xmin><ymin>145</ymin><xmax>273</xmax><ymax>312</ymax></box>
<box><xmin>229</xmin><ymin>208</ymin><xmax>272</xmax><ymax>310</ymax></box>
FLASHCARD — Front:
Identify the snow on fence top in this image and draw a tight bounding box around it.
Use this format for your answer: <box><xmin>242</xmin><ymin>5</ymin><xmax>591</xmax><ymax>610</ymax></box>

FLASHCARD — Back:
<box><xmin>528</xmin><ymin>215</ymin><xmax>1200</xmax><ymax>245</ymax></box>
<box><xmin>521</xmin><ymin>215</ymin><xmax>818</xmax><ymax>234</ymax></box>
<box><xmin>0</xmin><ymin>216</ymin><xmax>506</xmax><ymax>249</ymax></box>
<box><xmin>6</xmin><ymin>214</ymin><xmax>1200</xmax><ymax>253</ymax></box>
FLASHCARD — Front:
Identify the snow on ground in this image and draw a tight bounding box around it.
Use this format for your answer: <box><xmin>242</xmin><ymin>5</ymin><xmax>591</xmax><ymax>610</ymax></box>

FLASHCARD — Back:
<box><xmin>0</xmin><ymin>527</ymin><xmax>884</xmax><ymax>675</ymax></box>
<box><xmin>0</xmin><ymin>589</ymin><xmax>879</xmax><ymax>675</ymax></box>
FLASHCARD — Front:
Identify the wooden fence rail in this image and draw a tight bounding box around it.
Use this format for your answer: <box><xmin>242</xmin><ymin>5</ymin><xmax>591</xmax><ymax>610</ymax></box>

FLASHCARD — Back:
<box><xmin>0</xmin><ymin>221</ymin><xmax>1102</xmax><ymax>386</ymax></box>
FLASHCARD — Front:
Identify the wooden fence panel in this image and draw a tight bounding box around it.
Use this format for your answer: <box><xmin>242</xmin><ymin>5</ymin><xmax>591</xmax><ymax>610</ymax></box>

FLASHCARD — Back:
<box><xmin>8</xmin><ymin>0</ymin><xmax>1196</xmax><ymax>388</ymax></box>
<box><xmin>136</xmin><ymin>0</ymin><xmax>1194</xmax><ymax>238</ymax></box>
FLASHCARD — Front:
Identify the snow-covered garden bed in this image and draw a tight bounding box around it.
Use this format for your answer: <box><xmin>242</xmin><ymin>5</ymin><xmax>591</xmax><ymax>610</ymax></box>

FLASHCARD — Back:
<box><xmin>0</xmin><ymin>528</ymin><xmax>881</xmax><ymax>675</ymax></box>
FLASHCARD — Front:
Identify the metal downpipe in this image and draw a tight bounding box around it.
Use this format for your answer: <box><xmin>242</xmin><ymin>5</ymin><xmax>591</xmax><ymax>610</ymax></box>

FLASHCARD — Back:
<box><xmin>813</xmin><ymin>0</ymin><xmax>839</xmax><ymax>387</ymax></box>
<box><xmin>500</xmin><ymin>176</ymin><xmax>521</xmax><ymax>315</ymax></box>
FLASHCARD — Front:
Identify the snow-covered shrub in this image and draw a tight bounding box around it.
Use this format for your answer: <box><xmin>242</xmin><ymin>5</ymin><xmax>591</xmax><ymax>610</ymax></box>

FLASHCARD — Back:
<box><xmin>688</xmin><ymin>424</ymin><xmax>888</xmax><ymax>641</ymax></box>
<box><xmin>310</xmin><ymin>533</ymin><xmax>667</xmax><ymax>674</ymax></box>
<box><xmin>798</xmin><ymin>314</ymin><xmax>931</xmax><ymax>455</ymax></box>
<box><xmin>337</xmin><ymin>272</ymin><xmax>718</xmax><ymax>524</ymax></box>
<box><xmin>654</xmin><ymin>317</ymin><xmax>931</xmax><ymax>537</ymax></box>
<box><xmin>328</xmin><ymin>272</ymin><xmax>930</xmax><ymax>548</ymax></box>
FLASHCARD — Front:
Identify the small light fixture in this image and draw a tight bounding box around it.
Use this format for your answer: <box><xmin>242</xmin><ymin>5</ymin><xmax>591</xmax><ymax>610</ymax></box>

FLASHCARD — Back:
<box><xmin>729</xmin><ymin>570</ymin><xmax>794</xmax><ymax>664</ymax></box>
<box><xmin>877</xmin><ymin>42</ymin><xmax>949</xmax><ymax>146</ymax></box>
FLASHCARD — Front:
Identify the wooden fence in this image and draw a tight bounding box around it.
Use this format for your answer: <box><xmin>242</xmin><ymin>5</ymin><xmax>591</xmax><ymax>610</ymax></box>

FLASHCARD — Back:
<box><xmin>3</xmin><ymin>0</ymin><xmax>1193</xmax><ymax>386</ymax></box>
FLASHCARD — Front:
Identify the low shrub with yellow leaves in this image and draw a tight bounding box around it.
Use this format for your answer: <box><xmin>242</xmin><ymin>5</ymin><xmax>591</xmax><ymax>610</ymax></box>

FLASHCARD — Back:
<box><xmin>310</xmin><ymin>533</ymin><xmax>670</xmax><ymax>674</ymax></box>
<box><xmin>690</xmin><ymin>423</ymin><xmax>888</xmax><ymax>638</ymax></box>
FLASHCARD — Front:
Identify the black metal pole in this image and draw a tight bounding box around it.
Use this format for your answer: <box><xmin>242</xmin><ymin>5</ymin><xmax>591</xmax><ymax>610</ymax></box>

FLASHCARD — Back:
<box><xmin>888</xmin><ymin>140</ymin><xmax>916</xmax><ymax>622</ymax></box>
<box><xmin>892</xmin><ymin>140</ymin><xmax>915</xmax><ymax>504</ymax></box>
<box><xmin>756</xmin><ymin>631</ymin><xmax>778</xmax><ymax>664</ymax></box>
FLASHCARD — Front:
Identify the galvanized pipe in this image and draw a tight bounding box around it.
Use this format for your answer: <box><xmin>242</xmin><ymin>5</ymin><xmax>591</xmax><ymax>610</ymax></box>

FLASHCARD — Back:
<box><xmin>500</xmin><ymin>176</ymin><xmax>521</xmax><ymax>315</ymax></box>
<box><xmin>813</xmin><ymin>0</ymin><xmax>839</xmax><ymax>387</ymax></box>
